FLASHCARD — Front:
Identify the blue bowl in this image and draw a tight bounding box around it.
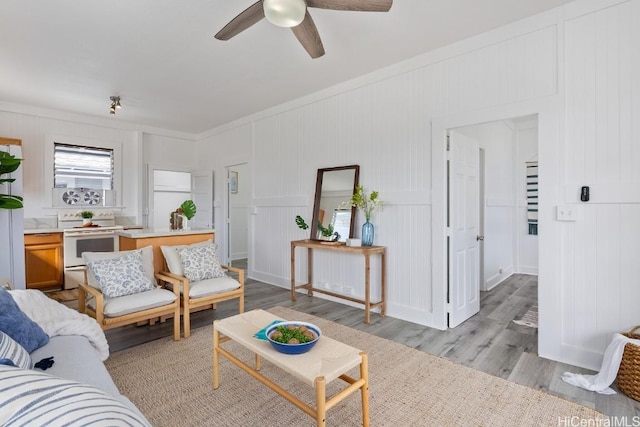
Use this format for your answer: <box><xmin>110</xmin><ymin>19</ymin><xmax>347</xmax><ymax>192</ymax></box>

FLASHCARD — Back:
<box><xmin>265</xmin><ymin>321</ymin><xmax>321</xmax><ymax>355</ymax></box>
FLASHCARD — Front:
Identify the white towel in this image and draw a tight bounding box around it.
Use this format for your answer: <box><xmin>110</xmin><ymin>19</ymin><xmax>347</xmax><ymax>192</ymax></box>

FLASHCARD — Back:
<box><xmin>561</xmin><ymin>333</ymin><xmax>640</xmax><ymax>395</ymax></box>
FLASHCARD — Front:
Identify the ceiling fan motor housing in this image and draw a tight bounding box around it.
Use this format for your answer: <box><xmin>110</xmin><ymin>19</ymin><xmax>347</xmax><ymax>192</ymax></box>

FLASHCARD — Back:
<box><xmin>263</xmin><ymin>0</ymin><xmax>307</xmax><ymax>28</ymax></box>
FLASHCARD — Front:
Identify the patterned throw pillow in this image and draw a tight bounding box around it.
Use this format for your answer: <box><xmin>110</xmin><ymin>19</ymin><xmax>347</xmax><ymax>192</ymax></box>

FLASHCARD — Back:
<box><xmin>86</xmin><ymin>250</ymin><xmax>154</xmax><ymax>298</ymax></box>
<box><xmin>177</xmin><ymin>244</ymin><xmax>226</xmax><ymax>282</ymax></box>
<box><xmin>0</xmin><ymin>365</ymin><xmax>151</xmax><ymax>426</ymax></box>
<box><xmin>0</xmin><ymin>331</ymin><xmax>31</xmax><ymax>369</ymax></box>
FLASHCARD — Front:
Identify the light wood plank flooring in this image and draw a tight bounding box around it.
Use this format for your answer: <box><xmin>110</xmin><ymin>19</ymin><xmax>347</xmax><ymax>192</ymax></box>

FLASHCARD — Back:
<box><xmin>102</xmin><ymin>272</ymin><xmax>639</xmax><ymax>418</ymax></box>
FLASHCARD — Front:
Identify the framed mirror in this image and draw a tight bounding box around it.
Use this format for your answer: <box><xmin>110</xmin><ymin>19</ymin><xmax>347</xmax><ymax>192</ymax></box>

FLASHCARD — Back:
<box><xmin>310</xmin><ymin>165</ymin><xmax>360</xmax><ymax>242</ymax></box>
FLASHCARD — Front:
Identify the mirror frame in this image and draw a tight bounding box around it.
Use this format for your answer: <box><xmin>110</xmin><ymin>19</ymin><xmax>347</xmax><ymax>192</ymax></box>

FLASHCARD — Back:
<box><xmin>310</xmin><ymin>164</ymin><xmax>360</xmax><ymax>242</ymax></box>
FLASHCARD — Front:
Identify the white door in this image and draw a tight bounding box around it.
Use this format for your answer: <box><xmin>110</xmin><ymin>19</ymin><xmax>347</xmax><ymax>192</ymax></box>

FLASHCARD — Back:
<box><xmin>191</xmin><ymin>171</ymin><xmax>213</xmax><ymax>228</ymax></box>
<box><xmin>448</xmin><ymin>130</ymin><xmax>481</xmax><ymax>328</ymax></box>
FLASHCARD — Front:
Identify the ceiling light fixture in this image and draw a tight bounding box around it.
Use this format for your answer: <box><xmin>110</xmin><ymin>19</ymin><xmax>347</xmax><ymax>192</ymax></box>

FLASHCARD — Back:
<box><xmin>263</xmin><ymin>0</ymin><xmax>306</xmax><ymax>28</ymax></box>
<box><xmin>109</xmin><ymin>96</ymin><xmax>121</xmax><ymax>115</ymax></box>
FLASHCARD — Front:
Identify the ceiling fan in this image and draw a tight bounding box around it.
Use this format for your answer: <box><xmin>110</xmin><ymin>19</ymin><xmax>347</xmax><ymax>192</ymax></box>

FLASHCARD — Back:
<box><xmin>215</xmin><ymin>0</ymin><xmax>393</xmax><ymax>59</ymax></box>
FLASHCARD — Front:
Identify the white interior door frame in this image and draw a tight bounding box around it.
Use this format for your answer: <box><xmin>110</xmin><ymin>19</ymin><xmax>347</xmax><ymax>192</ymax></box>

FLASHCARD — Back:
<box><xmin>431</xmin><ymin>97</ymin><xmax>560</xmax><ymax>356</ymax></box>
<box><xmin>224</xmin><ymin>162</ymin><xmax>248</xmax><ymax>266</ymax></box>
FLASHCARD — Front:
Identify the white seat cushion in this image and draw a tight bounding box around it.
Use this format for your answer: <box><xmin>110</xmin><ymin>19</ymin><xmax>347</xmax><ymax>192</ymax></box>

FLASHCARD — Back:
<box><xmin>89</xmin><ymin>288</ymin><xmax>177</xmax><ymax>317</ymax></box>
<box><xmin>188</xmin><ymin>276</ymin><xmax>241</xmax><ymax>299</ymax></box>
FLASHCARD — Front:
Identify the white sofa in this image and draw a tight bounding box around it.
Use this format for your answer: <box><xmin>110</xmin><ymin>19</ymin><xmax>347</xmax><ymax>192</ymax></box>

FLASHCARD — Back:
<box><xmin>0</xmin><ymin>289</ymin><xmax>150</xmax><ymax>426</ymax></box>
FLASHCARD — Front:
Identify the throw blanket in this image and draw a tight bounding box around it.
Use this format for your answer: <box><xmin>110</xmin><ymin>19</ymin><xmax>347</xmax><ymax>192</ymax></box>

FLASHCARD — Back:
<box><xmin>9</xmin><ymin>290</ymin><xmax>109</xmax><ymax>361</ymax></box>
<box><xmin>561</xmin><ymin>333</ymin><xmax>640</xmax><ymax>394</ymax></box>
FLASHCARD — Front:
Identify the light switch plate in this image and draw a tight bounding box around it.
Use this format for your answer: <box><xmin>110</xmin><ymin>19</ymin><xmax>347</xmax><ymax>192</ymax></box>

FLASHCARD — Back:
<box><xmin>557</xmin><ymin>206</ymin><xmax>579</xmax><ymax>221</ymax></box>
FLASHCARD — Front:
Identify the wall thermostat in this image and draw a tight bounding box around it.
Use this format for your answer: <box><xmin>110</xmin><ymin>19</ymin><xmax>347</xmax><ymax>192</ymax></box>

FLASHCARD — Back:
<box><xmin>580</xmin><ymin>186</ymin><xmax>589</xmax><ymax>202</ymax></box>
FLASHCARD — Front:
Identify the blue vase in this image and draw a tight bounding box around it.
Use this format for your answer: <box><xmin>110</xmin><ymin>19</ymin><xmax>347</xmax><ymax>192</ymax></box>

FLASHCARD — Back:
<box><xmin>362</xmin><ymin>220</ymin><xmax>374</xmax><ymax>246</ymax></box>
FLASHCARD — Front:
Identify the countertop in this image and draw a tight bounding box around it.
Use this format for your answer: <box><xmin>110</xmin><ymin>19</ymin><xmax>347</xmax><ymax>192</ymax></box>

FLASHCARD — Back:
<box><xmin>24</xmin><ymin>225</ymin><xmax>145</xmax><ymax>235</ymax></box>
<box><xmin>116</xmin><ymin>228</ymin><xmax>215</xmax><ymax>239</ymax></box>
<box><xmin>24</xmin><ymin>228</ymin><xmax>64</xmax><ymax>235</ymax></box>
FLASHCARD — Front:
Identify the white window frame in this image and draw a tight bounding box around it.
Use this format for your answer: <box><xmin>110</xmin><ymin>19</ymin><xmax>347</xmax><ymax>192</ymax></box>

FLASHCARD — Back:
<box><xmin>44</xmin><ymin>135</ymin><xmax>123</xmax><ymax>208</ymax></box>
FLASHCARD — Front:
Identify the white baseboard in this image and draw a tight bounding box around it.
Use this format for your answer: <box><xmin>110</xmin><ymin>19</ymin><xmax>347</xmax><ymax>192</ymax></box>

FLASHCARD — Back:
<box><xmin>518</xmin><ymin>265</ymin><xmax>538</xmax><ymax>275</ymax></box>
<box><xmin>484</xmin><ymin>267</ymin><xmax>515</xmax><ymax>291</ymax></box>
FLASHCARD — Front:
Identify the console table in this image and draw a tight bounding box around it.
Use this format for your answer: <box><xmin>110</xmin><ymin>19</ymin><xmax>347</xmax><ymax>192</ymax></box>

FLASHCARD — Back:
<box><xmin>290</xmin><ymin>239</ymin><xmax>386</xmax><ymax>324</ymax></box>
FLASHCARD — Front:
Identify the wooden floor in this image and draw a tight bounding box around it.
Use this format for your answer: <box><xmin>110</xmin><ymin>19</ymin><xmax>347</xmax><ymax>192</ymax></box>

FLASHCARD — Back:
<box><xmin>102</xmin><ymin>270</ymin><xmax>640</xmax><ymax>418</ymax></box>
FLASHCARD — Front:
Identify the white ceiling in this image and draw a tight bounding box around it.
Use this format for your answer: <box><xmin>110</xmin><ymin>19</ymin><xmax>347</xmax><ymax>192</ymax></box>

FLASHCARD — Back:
<box><xmin>0</xmin><ymin>0</ymin><xmax>574</xmax><ymax>135</ymax></box>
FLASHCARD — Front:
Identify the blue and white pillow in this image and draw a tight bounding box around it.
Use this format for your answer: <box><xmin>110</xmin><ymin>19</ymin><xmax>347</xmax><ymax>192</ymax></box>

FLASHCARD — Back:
<box><xmin>86</xmin><ymin>250</ymin><xmax>154</xmax><ymax>298</ymax></box>
<box><xmin>0</xmin><ymin>365</ymin><xmax>151</xmax><ymax>426</ymax></box>
<box><xmin>0</xmin><ymin>331</ymin><xmax>31</xmax><ymax>369</ymax></box>
<box><xmin>177</xmin><ymin>243</ymin><xmax>226</xmax><ymax>282</ymax></box>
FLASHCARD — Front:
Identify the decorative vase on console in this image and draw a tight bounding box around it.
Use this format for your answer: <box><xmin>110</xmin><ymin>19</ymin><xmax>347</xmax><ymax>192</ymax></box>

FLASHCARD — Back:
<box><xmin>346</xmin><ymin>185</ymin><xmax>383</xmax><ymax>247</ymax></box>
<box><xmin>361</xmin><ymin>220</ymin><xmax>374</xmax><ymax>247</ymax></box>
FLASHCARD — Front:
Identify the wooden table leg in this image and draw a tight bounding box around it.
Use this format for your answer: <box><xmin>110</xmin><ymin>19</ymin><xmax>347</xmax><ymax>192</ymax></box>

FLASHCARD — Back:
<box><xmin>360</xmin><ymin>352</ymin><xmax>370</xmax><ymax>427</ymax></box>
<box><xmin>380</xmin><ymin>250</ymin><xmax>386</xmax><ymax>317</ymax></box>
<box><xmin>307</xmin><ymin>247</ymin><xmax>313</xmax><ymax>297</ymax></box>
<box><xmin>213</xmin><ymin>321</ymin><xmax>220</xmax><ymax>389</ymax></box>
<box><xmin>315</xmin><ymin>376</ymin><xmax>326</xmax><ymax>427</ymax></box>
<box><xmin>291</xmin><ymin>241</ymin><xmax>297</xmax><ymax>301</ymax></box>
<box><xmin>364</xmin><ymin>254</ymin><xmax>371</xmax><ymax>324</ymax></box>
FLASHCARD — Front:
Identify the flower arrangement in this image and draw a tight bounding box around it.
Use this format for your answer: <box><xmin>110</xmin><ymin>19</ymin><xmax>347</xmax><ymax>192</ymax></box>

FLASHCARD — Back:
<box><xmin>347</xmin><ymin>185</ymin><xmax>383</xmax><ymax>221</ymax></box>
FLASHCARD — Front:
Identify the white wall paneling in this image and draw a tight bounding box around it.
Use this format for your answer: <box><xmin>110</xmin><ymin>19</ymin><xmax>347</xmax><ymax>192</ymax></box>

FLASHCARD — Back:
<box><xmin>559</xmin><ymin>0</ymin><xmax>640</xmax><ymax>369</ymax></box>
<box><xmin>203</xmin><ymin>17</ymin><xmax>559</xmax><ymax>332</ymax></box>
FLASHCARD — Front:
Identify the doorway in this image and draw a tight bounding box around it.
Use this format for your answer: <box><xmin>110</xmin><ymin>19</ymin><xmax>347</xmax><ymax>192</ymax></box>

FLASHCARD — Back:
<box><xmin>446</xmin><ymin>116</ymin><xmax>539</xmax><ymax>328</ymax></box>
<box><xmin>226</xmin><ymin>163</ymin><xmax>250</xmax><ymax>270</ymax></box>
<box><xmin>149</xmin><ymin>168</ymin><xmax>192</xmax><ymax>229</ymax></box>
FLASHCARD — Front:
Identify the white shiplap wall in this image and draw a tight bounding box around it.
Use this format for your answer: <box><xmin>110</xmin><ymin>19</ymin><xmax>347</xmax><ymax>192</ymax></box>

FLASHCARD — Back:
<box><xmin>560</xmin><ymin>0</ymin><xmax>640</xmax><ymax>364</ymax></box>
<box><xmin>198</xmin><ymin>0</ymin><xmax>640</xmax><ymax>370</ymax></box>
<box><xmin>198</xmin><ymin>23</ymin><xmax>558</xmax><ymax>328</ymax></box>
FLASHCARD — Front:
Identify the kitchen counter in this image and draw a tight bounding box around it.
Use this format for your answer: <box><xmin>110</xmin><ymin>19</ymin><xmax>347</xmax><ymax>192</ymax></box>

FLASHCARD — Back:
<box><xmin>116</xmin><ymin>228</ymin><xmax>215</xmax><ymax>239</ymax></box>
<box><xmin>24</xmin><ymin>228</ymin><xmax>64</xmax><ymax>234</ymax></box>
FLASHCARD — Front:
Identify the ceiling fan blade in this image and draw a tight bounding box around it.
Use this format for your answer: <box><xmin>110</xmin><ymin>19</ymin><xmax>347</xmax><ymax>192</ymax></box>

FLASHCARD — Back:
<box><xmin>215</xmin><ymin>1</ymin><xmax>265</xmax><ymax>41</ymax></box>
<box><xmin>306</xmin><ymin>0</ymin><xmax>392</xmax><ymax>12</ymax></box>
<box><xmin>291</xmin><ymin>11</ymin><xmax>325</xmax><ymax>59</ymax></box>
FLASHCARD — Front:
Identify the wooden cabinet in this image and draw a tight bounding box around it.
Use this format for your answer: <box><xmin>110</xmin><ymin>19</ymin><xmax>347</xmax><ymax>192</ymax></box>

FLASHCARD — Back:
<box><xmin>24</xmin><ymin>233</ymin><xmax>63</xmax><ymax>290</ymax></box>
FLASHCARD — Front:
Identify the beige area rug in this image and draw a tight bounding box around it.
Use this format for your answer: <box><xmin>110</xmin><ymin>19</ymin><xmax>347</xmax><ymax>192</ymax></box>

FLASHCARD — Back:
<box><xmin>105</xmin><ymin>307</ymin><xmax>603</xmax><ymax>427</ymax></box>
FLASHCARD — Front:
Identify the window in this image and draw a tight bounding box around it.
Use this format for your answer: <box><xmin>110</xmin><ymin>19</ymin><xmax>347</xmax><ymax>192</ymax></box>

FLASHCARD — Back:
<box><xmin>54</xmin><ymin>143</ymin><xmax>114</xmax><ymax>190</ymax></box>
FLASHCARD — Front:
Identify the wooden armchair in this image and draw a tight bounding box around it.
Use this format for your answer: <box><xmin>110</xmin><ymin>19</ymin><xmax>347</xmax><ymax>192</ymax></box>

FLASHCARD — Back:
<box><xmin>78</xmin><ymin>246</ymin><xmax>181</xmax><ymax>341</ymax></box>
<box><xmin>160</xmin><ymin>242</ymin><xmax>244</xmax><ymax>338</ymax></box>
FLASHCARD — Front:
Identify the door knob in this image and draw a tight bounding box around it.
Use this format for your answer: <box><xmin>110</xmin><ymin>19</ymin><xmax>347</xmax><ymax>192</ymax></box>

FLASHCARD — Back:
<box><xmin>477</xmin><ymin>235</ymin><xmax>484</xmax><ymax>241</ymax></box>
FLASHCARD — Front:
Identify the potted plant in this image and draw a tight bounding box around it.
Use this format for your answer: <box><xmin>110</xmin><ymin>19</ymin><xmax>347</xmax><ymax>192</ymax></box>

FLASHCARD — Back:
<box><xmin>295</xmin><ymin>215</ymin><xmax>340</xmax><ymax>241</ymax></box>
<box><xmin>171</xmin><ymin>200</ymin><xmax>196</xmax><ymax>230</ymax></box>
<box><xmin>79</xmin><ymin>210</ymin><xmax>94</xmax><ymax>225</ymax></box>
<box><xmin>0</xmin><ymin>151</ymin><xmax>23</xmax><ymax>210</ymax></box>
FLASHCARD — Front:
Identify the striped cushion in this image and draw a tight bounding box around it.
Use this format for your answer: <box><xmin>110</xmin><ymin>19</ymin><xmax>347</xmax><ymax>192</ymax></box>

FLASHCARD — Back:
<box><xmin>0</xmin><ymin>332</ymin><xmax>30</xmax><ymax>370</ymax></box>
<box><xmin>0</xmin><ymin>365</ymin><xmax>150</xmax><ymax>426</ymax></box>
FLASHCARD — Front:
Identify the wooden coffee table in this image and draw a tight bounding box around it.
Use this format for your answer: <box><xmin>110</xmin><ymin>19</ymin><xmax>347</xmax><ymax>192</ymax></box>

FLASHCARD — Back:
<box><xmin>213</xmin><ymin>309</ymin><xmax>369</xmax><ymax>427</ymax></box>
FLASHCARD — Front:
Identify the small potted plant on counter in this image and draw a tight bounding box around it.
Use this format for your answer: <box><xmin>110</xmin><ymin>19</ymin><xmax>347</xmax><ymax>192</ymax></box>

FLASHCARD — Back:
<box><xmin>79</xmin><ymin>210</ymin><xmax>94</xmax><ymax>226</ymax></box>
